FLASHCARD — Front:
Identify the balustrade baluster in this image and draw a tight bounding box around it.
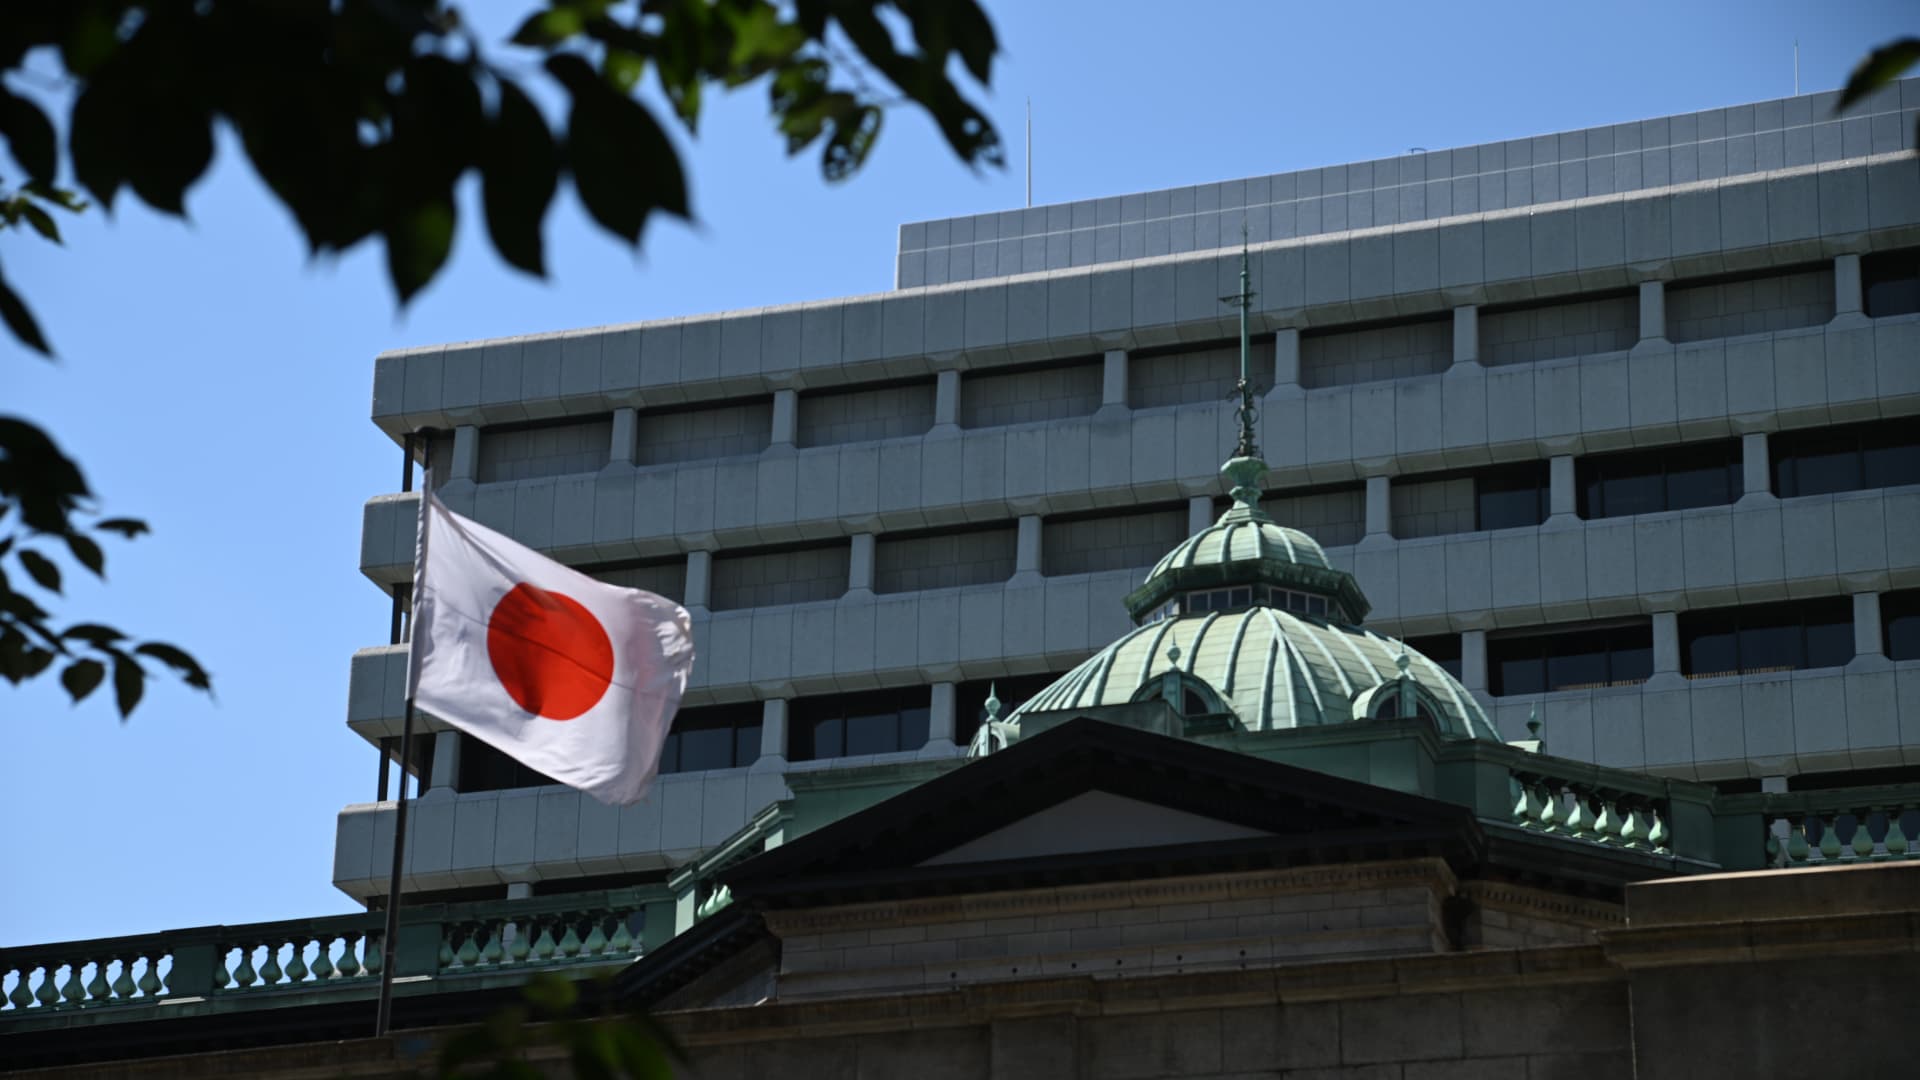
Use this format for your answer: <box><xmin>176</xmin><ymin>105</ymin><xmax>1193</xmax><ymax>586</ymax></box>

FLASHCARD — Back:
<box><xmin>510</xmin><ymin>920</ymin><xmax>533</xmax><ymax>964</ymax></box>
<box><xmin>1885</xmin><ymin>812</ymin><xmax>1910</xmax><ymax>857</ymax></box>
<box><xmin>335</xmin><ymin>935</ymin><xmax>361</xmax><ymax>978</ymax></box>
<box><xmin>311</xmin><ymin>937</ymin><xmax>336</xmax><ymax>980</ymax></box>
<box><xmin>1599</xmin><ymin>799</ymin><xmax>1626</xmax><ymax>844</ymax></box>
<box><xmin>1851</xmin><ymin>812</ymin><xmax>1878</xmax><ymax>860</ymax></box>
<box><xmin>454</xmin><ymin>925</ymin><xmax>481</xmax><ymax>968</ymax></box>
<box><xmin>531</xmin><ymin>920</ymin><xmax>558</xmax><ymax>961</ymax></box>
<box><xmin>557</xmin><ymin>917</ymin><xmax>584</xmax><ymax>959</ymax></box>
<box><xmin>1765</xmin><ymin>826</ymin><xmax>1784</xmax><ymax>867</ymax></box>
<box><xmin>1538</xmin><ymin>785</ymin><xmax>1562</xmax><ymax>833</ymax></box>
<box><xmin>1786</xmin><ymin>819</ymin><xmax>1811</xmax><ymax>863</ymax></box>
<box><xmin>1818</xmin><ymin>815</ymin><xmax>1843</xmax><ymax>861</ymax></box>
<box><xmin>363</xmin><ymin>934</ymin><xmax>382</xmax><ymax>976</ymax></box>
<box><xmin>481</xmin><ymin>923</ymin><xmax>504</xmax><ymax>965</ymax></box>
<box><xmin>1511</xmin><ymin>782</ymin><xmax>1531</xmax><ymax>826</ymax></box>
<box><xmin>285</xmin><ymin>939</ymin><xmax>309</xmax><ymax>983</ymax></box>
<box><xmin>139</xmin><ymin>952</ymin><xmax>165</xmax><ymax>998</ymax></box>
<box><xmin>110</xmin><ymin>955</ymin><xmax>135</xmax><ymax>1000</ymax></box>
<box><xmin>610</xmin><ymin>916</ymin><xmax>633</xmax><ymax>955</ymax></box>
<box><xmin>583</xmin><ymin>917</ymin><xmax>609</xmax><ymax>957</ymax></box>
<box><xmin>232</xmin><ymin>944</ymin><xmax>257</xmax><ymax>989</ymax></box>
<box><xmin>260</xmin><ymin>942</ymin><xmax>283</xmax><ymax>986</ymax></box>
<box><xmin>34</xmin><ymin>966</ymin><xmax>59</xmax><ymax>1007</ymax></box>
<box><xmin>1618</xmin><ymin>807</ymin><xmax>1644</xmax><ymax>849</ymax></box>
<box><xmin>1566</xmin><ymin>793</ymin><xmax>1594</xmax><ymax>840</ymax></box>
<box><xmin>10</xmin><ymin>967</ymin><xmax>36</xmax><ymax>1009</ymax></box>
<box><xmin>437</xmin><ymin>934</ymin><xmax>456</xmax><ymax>970</ymax></box>
<box><xmin>58</xmin><ymin>962</ymin><xmax>86</xmax><ymax>1006</ymax></box>
<box><xmin>81</xmin><ymin>958</ymin><xmax>107</xmax><ymax>1004</ymax></box>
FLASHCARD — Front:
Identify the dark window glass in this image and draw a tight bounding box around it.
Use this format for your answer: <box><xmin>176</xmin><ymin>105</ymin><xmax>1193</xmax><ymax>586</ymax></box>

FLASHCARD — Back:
<box><xmin>1887</xmin><ymin>590</ymin><xmax>1920</xmax><ymax>661</ymax></box>
<box><xmin>1772</xmin><ymin>419</ymin><xmax>1920</xmax><ymax>499</ymax></box>
<box><xmin>790</xmin><ymin>687</ymin><xmax>932</xmax><ymax>761</ymax></box>
<box><xmin>1406</xmin><ymin>634</ymin><xmax>1463</xmax><ymax>680</ymax></box>
<box><xmin>457</xmin><ymin>737</ymin><xmax>557</xmax><ymax>793</ymax></box>
<box><xmin>1475</xmin><ymin>462</ymin><xmax>1550</xmax><ymax>531</ymax></box>
<box><xmin>1680</xmin><ymin>597</ymin><xmax>1855</xmax><ymax>677</ymax></box>
<box><xmin>659</xmin><ymin>702</ymin><xmax>762</xmax><ymax>774</ymax></box>
<box><xmin>1577</xmin><ymin>440</ymin><xmax>1740</xmax><ymax>519</ymax></box>
<box><xmin>1488</xmin><ymin>622</ymin><xmax>1655</xmax><ymax>695</ymax></box>
<box><xmin>1862</xmin><ymin>249</ymin><xmax>1920</xmax><ymax>319</ymax></box>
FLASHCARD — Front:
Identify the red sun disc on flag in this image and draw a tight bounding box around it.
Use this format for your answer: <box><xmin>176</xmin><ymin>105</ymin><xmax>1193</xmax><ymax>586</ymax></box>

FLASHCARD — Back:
<box><xmin>486</xmin><ymin>583</ymin><xmax>615</xmax><ymax>720</ymax></box>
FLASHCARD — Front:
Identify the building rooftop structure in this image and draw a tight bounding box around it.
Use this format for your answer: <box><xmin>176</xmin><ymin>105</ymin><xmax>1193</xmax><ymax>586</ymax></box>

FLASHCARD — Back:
<box><xmin>6</xmin><ymin>74</ymin><xmax>1920</xmax><ymax>1076</ymax></box>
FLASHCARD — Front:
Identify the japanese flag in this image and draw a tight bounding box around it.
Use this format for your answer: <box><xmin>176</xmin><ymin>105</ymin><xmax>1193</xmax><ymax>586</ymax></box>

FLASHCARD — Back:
<box><xmin>407</xmin><ymin>490</ymin><xmax>695</xmax><ymax>805</ymax></box>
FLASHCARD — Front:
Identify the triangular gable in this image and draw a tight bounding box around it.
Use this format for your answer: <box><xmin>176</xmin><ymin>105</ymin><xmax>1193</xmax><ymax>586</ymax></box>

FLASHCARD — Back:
<box><xmin>726</xmin><ymin>717</ymin><xmax>1485</xmax><ymax>909</ymax></box>
<box><xmin>918</xmin><ymin>790</ymin><xmax>1273</xmax><ymax>866</ymax></box>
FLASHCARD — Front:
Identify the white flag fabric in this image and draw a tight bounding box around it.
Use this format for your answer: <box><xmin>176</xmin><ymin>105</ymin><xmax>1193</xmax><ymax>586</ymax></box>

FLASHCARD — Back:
<box><xmin>408</xmin><ymin>491</ymin><xmax>694</xmax><ymax>805</ymax></box>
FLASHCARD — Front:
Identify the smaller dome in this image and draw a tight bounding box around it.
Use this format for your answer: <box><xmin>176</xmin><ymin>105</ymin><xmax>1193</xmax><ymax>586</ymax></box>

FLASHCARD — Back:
<box><xmin>1124</xmin><ymin>456</ymin><xmax>1370</xmax><ymax>624</ymax></box>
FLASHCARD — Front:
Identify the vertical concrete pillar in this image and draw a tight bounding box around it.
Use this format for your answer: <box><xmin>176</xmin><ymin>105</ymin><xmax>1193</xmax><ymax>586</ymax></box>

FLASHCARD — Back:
<box><xmin>1272</xmin><ymin>328</ymin><xmax>1301</xmax><ymax>388</ymax></box>
<box><xmin>848</xmin><ymin>533</ymin><xmax>876</xmax><ymax>593</ymax></box>
<box><xmin>770</xmin><ymin>388</ymin><xmax>798</xmax><ymax>447</ymax></box>
<box><xmin>1638</xmin><ymin>281</ymin><xmax>1667</xmax><ymax>343</ymax></box>
<box><xmin>1854</xmin><ymin>591</ymin><xmax>1884</xmax><ymax>659</ymax></box>
<box><xmin>1740</xmin><ymin>432</ymin><xmax>1773</xmax><ymax>502</ymax></box>
<box><xmin>450</xmin><ymin>424</ymin><xmax>480</xmax><ymax>482</ymax></box>
<box><xmin>1188</xmin><ymin>495</ymin><xmax>1214</xmax><ymax>537</ymax></box>
<box><xmin>1452</xmin><ymin>305</ymin><xmax>1479</xmax><ymax>366</ymax></box>
<box><xmin>1834</xmin><ymin>253</ymin><xmax>1864</xmax><ymax>316</ymax></box>
<box><xmin>925</xmin><ymin>682</ymin><xmax>958</xmax><ymax>752</ymax></box>
<box><xmin>1364</xmin><ymin>475</ymin><xmax>1392</xmax><ymax>539</ymax></box>
<box><xmin>933</xmin><ymin>368</ymin><xmax>962</xmax><ymax>429</ymax></box>
<box><xmin>1101</xmin><ymin>349</ymin><xmax>1129</xmax><ymax>409</ymax></box>
<box><xmin>1460</xmin><ymin>630</ymin><xmax>1488</xmax><ymax>692</ymax></box>
<box><xmin>1547</xmin><ymin>455</ymin><xmax>1577</xmax><ymax>520</ymax></box>
<box><xmin>1015</xmin><ymin>515</ymin><xmax>1043</xmax><ymax>577</ymax></box>
<box><xmin>684</xmin><ymin>550</ymin><xmax>712</xmax><ymax>610</ymax></box>
<box><xmin>609</xmin><ymin>407</ymin><xmax>637</xmax><ymax>465</ymax></box>
<box><xmin>1652</xmin><ymin>611</ymin><xmax>1681</xmax><ymax>675</ymax></box>
<box><xmin>427</xmin><ymin>729</ymin><xmax>462</xmax><ymax>794</ymax></box>
<box><xmin>757</xmin><ymin>698</ymin><xmax>789</xmax><ymax>766</ymax></box>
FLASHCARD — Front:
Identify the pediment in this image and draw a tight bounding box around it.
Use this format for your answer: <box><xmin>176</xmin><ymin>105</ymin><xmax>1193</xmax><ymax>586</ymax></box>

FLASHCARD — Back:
<box><xmin>918</xmin><ymin>790</ymin><xmax>1274</xmax><ymax>867</ymax></box>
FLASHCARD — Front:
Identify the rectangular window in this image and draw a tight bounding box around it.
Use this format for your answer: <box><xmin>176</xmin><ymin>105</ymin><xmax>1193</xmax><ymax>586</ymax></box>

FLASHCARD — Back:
<box><xmin>709</xmin><ymin>541</ymin><xmax>851</xmax><ymax>611</ymax></box>
<box><xmin>1043</xmin><ymin>503</ymin><xmax>1187</xmax><ymax>576</ymax></box>
<box><xmin>1487</xmin><ymin>622</ymin><xmax>1653</xmax><ymax>695</ymax></box>
<box><xmin>963</xmin><ymin>358</ymin><xmax>1103</xmax><ymax>427</ymax></box>
<box><xmin>658</xmin><ymin>702</ymin><xmax>762</xmax><ymax>775</ymax></box>
<box><xmin>1577</xmin><ymin>439</ymin><xmax>1741</xmax><ymax>519</ymax></box>
<box><xmin>476</xmin><ymin>417</ymin><xmax>615</xmax><ymax>483</ymax></box>
<box><xmin>797</xmin><ymin>380</ymin><xmax>936</xmax><ymax>447</ymax></box>
<box><xmin>1666</xmin><ymin>263</ymin><xmax>1835</xmax><ymax>343</ymax></box>
<box><xmin>1300</xmin><ymin>313</ymin><xmax>1453</xmax><ymax>390</ymax></box>
<box><xmin>874</xmin><ymin>523</ymin><xmax>1018</xmax><ymax>594</ymax></box>
<box><xmin>587</xmin><ymin>557</ymin><xmax>688</xmax><ymax>604</ymax></box>
<box><xmin>790</xmin><ymin>687</ymin><xmax>932</xmax><ymax>761</ymax></box>
<box><xmin>1406</xmin><ymin>634</ymin><xmax>1463</xmax><ymax>681</ymax></box>
<box><xmin>634</xmin><ymin>397</ymin><xmax>773</xmax><ymax>466</ymax></box>
<box><xmin>1479</xmin><ymin>289</ymin><xmax>1638</xmax><ymax>367</ymax></box>
<box><xmin>458</xmin><ymin>736</ymin><xmax>555</xmax><ymax>793</ymax></box>
<box><xmin>1886</xmin><ymin>589</ymin><xmax>1920</xmax><ymax>661</ymax></box>
<box><xmin>1129</xmin><ymin>338</ymin><xmax>1273</xmax><ymax>409</ymax></box>
<box><xmin>1680</xmin><ymin>597</ymin><xmax>1855</xmax><ymax>678</ymax></box>
<box><xmin>1474</xmin><ymin>462</ymin><xmax>1551</xmax><ymax>531</ymax></box>
<box><xmin>1772</xmin><ymin>418</ymin><xmax>1920</xmax><ymax>498</ymax></box>
<box><xmin>1862</xmin><ymin>248</ymin><xmax>1920</xmax><ymax>319</ymax></box>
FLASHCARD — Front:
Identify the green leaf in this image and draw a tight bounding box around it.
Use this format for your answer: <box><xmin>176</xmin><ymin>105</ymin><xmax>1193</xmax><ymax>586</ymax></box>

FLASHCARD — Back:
<box><xmin>521</xmin><ymin>971</ymin><xmax>578</xmax><ymax>1014</ymax></box>
<box><xmin>0</xmin><ymin>89</ymin><xmax>57</xmax><ymax>185</ymax></box>
<box><xmin>19</xmin><ymin>202</ymin><xmax>60</xmax><ymax>243</ymax></box>
<box><xmin>112</xmin><ymin>651</ymin><xmax>144</xmax><ymax>717</ymax></box>
<box><xmin>61</xmin><ymin>623</ymin><xmax>124</xmax><ymax>646</ymax></box>
<box><xmin>94</xmin><ymin>517</ymin><xmax>150</xmax><ymax>539</ymax></box>
<box><xmin>17</xmin><ymin>549</ymin><xmax>60</xmax><ymax>593</ymax></box>
<box><xmin>0</xmin><ymin>260</ymin><xmax>50</xmax><ymax>354</ymax></box>
<box><xmin>66</xmin><ymin>532</ymin><xmax>104</xmax><ymax>577</ymax></box>
<box><xmin>60</xmin><ymin>658</ymin><xmax>105</xmax><ymax>703</ymax></box>
<box><xmin>511</xmin><ymin>7</ymin><xmax>586</xmax><ymax>47</ymax></box>
<box><xmin>1838</xmin><ymin>38</ymin><xmax>1920</xmax><ymax>115</ymax></box>
<box><xmin>135</xmin><ymin>641</ymin><xmax>212</xmax><ymax>691</ymax></box>
<box><xmin>822</xmin><ymin>104</ymin><xmax>882</xmax><ymax>182</ymax></box>
<box><xmin>0</xmin><ymin>628</ymin><xmax>56</xmax><ymax>684</ymax></box>
<box><xmin>480</xmin><ymin>81</ymin><xmax>558</xmax><ymax>277</ymax></box>
<box><xmin>549</xmin><ymin>55</ymin><xmax>689</xmax><ymax>245</ymax></box>
<box><xmin>384</xmin><ymin>198</ymin><xmax>456</xmax><ymax>305</ymax></box>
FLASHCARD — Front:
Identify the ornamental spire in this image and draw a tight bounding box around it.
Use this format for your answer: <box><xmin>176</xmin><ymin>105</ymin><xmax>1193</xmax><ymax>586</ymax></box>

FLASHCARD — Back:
<box><xmin>1221</xmin><ymin>226</ymin><xmax>1259</xmax><ymax>461</ymax></box>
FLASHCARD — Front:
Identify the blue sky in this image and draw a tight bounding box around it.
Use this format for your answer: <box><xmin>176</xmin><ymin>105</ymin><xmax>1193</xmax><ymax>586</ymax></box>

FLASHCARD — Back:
<box><xmin>4</xmin><ymin>0</ymin><xmax>1911</xmax><ymax>947</ymax></box>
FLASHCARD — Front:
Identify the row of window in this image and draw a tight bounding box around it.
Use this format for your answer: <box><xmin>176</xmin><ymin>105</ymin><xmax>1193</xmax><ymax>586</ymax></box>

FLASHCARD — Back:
<box><xmin>444</xmin><ymin>591</ymin><xmax>1920</xmax><ymax>793</ymax></box>
<box><xmin>1144</xmin><ymin>585</ymin><xmax>1333</xmax><ymax>623</ymax></box>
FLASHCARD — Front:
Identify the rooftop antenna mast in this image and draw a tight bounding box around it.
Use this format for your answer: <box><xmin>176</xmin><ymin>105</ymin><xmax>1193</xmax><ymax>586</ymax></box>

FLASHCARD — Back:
<box><xmin>1794</xmin><ymin>39</ymin><xmax>1800</xmax><ymax>96</ymax></box>
<box><xmin>1025</xmin><ymin>98</ymin><xmax>1032</xmax><ymax>208</ymax></box>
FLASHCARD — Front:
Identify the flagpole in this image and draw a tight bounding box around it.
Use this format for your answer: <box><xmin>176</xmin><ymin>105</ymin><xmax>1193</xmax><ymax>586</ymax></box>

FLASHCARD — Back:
<box><xmin>375</xmin><ymin>429</ymin><xmax>433</xmax><ymax>1037</ymax></box>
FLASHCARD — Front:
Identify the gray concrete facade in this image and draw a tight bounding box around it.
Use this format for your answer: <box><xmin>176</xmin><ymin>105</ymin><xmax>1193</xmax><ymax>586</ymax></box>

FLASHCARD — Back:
<box><xmin>339</xmin><ymin>80</ymin><xmax>1920</xmax><ymax>901</ymax></box>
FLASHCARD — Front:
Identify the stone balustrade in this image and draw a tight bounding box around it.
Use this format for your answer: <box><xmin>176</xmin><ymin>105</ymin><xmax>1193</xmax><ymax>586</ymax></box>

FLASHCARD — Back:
<box><xmin>1711</xmin><ymin>783</ymin><xmax>1920</xmax><ymax>868</ymax></box>
<box><xmin>0</xmin><ymin>889</ymin><xmax>660</xmax><ymax>1030</ymax></box>
<box><xmin>1508</xmin><ymin>770</ymin><xmax>1673</xmax><ymax>854</ymax></box>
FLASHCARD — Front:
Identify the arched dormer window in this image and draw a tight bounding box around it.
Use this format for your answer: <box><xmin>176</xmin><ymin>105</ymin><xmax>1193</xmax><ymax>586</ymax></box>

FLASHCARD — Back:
<box><xmin>1350</xmin><ymin>681</ymin><xmax>1451</xmax><ymax>731</ymax></box>
<box><xmin>1131</xmin><ymin>672</ymin><xmax>1229</xmax><ymax>718</ymax></box>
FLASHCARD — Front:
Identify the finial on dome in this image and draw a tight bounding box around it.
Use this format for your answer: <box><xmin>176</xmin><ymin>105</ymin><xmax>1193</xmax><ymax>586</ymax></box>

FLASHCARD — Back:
<box><xmin>984</xmin><ymin>682</ymin><xmax>1002</xmax><ymax>722</ymax></box>
<box><xmin>1166</xmin><ymin>641</ymin><xmax>1182</xmax><ymax>666</ymax></box>
<box><xmin>1394</xmin><ymin>639</ymin><xmax>1412</xmax><ymax>676</ymax></box>
<box><xmin>1526</xmin><ymin>705</ymin><xmax>1542</xmax><ymax>742</ymax></box>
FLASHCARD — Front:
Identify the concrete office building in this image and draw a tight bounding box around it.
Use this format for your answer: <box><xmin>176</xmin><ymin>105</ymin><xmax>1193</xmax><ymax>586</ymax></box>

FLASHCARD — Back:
<box><xmin>336</xmin><ymin>76</ymin><xmax>1920</xmax><ymax>904</ymax></box>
